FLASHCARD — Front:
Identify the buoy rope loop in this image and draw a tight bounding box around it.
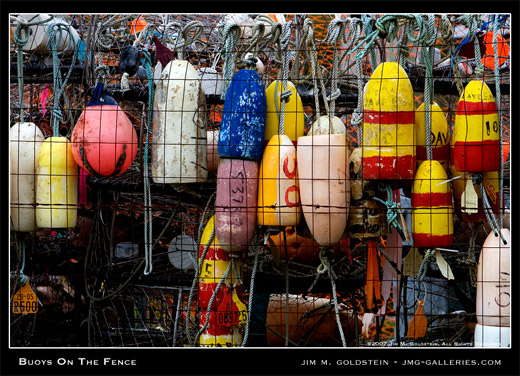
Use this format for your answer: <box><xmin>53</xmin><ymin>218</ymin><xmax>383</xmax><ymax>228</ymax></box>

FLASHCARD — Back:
<box><xmin>242</xmin><ymin>22</ymin><xmax>265</xmax><ymax>66</ymax></box>
<box><xmin>219</xmin><ymin>23</ymin><xmax>241</xmax><ymax>100</ymax></box>
<box><xmin>421</xmin><ymin>14</ymin><xmax>437</xmax><ymax>161</ymax></box>
<box><xmin>417</xmin><ymin>249</ymin><xmax>435</xmax><ymax>282</ymax></box>
<box><xmin>478</xmin><ymin>182</ymin><xmax>506</xmax><ymax>244</ymax></box>
<box><xmin>277</xmin><ymin>21</ymin><xmax>293</xmax><ymax>135</ymax></box>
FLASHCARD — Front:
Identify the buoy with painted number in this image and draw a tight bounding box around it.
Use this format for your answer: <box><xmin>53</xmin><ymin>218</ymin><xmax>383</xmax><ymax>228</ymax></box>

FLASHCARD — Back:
<box><xmin>215</xmin><ymin>159</ymin><xmax>259</xmax><ymax>252</ymax></box>
<box><xmin>218</xmin><ymin>69</ymin><xmax>267</xmax><ymax>160</ymax></box>
<box><xmin>361</xmin><ymin>62</ymin><xmax>415</xmax><ymax>180</ymax></box>
<box><xmin>151</xmin><ymin>59</ymin><xmax>207</xmax><ymax>183</ymax></box>
<box><xmin>36</xmin><ymin>137</ymin><xmax>78</xmax><ymax>228</ymax></box>
<box><xmin>415</xmin><ymin>102</ymin><xmax>450</xmax><ymax>172</ymax></box>
<box><xmin>475</xmin><ymin>229</ymin><xmax>510</xmax><ymax>347</ymax></box>
<box><xmin>10</xmin><ymin>122</ymin><xmax>45</xmax><ymax>232</ymax></box>
<box><xmin>297</xmin><ymin>134</ymin><xmax>349</xmax><ymax>247</ymax></box>
<box><xmin>452</xmin><ymin>80</ymin><xmax>500</xmax><ymax>173</ymax></box>
<box><xmin>411</xmin><ymin>160</ymin><xmax>453</xmax><ymax>248</ymax></box>
<box><xmin>257</xmin><ymin>135</ymin><xmax>301</xmax><ymax>226</ymax></box>
<box><xmin>71</xmin><ymin>82</ymin><xmax>138</xmax><ymax>177</ymax></box>
<box><xmin>264</xmin><ymin>80</ymin><xmax>304</xmax><ymax>144</ymax></box>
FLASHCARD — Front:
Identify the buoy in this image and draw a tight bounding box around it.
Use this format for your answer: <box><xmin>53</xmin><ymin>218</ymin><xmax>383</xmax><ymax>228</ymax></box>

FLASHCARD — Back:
<box><xmin>198</xmin><ymin>216</ymin><xmax>243</xmax><ymax>308</ymax></box>
<box><xmin>119</xmin><ymin>45</ymin><xmax>141</xmax><ymax>77</ymax></box>
<box><xmin>452</xmin><ymin>80</ymin><xmax>500</xmax><ymax>173</ymax></box>
<box><xmin>475</xmin><ymin>229</ymin><xmax>510</xmax><ymax>347</ymax></box>
<box><xmin>297</xmin><ymin>134</ymin><xmax>349</xmax><ymax>247</ymax></box>
<box><xmin>269</xmin><ymin>226</ymin><xmax>321</xmax><ymax>265</ymax></box>
<box><xmin>10</xmin><ymin>122</ymin><xmax>45</xmax><ymax>232</ymax></box>
<box><xmin>71</xmin><ymin>82</ymin><xmax>138</xmax><ymax>177</ymax></box>
<box><xmin>36</xmin><ymin>137</ymin><xmax>78</xmax><ymax>228</ymax></box>
<box><xmin>151</xmin><ymin>59</ymin><xmax>207</xmax><ymax>183</ymax></box>
<box><xmin>215</xmin><ymin>159</ymin><xmax>259</xmax><ymax>252</ymax></box>
<box><xmin>218</xmin><ymin>69</ymin><xmax>267</xmax><ymax>160</ymax></box>
<box><xmin>309</xmin><ymin>115</ymin><xmax>346</xmax><ymax>136</ymax></box>
<box><xmin>198</xmin><ymin>67</ymin><xmax>223</xmax><ymax>96</ymax></box>
<box><xmin>411</xmin><ymin>160</ymin><xmax>454</xmax><ymax>248</ymax></box>
<box><xmin>207</xmin><ymin>130</ymin><xmax>220</xmax><ymax>175</ymax></box>
<box><xmin>347</xmin><ymin>148</ymin><xmax>387</xmax><ymax>239</ymax></box>
<box><xmin>450</xmin><ymin>166</ymin><xmax>500</xmax><ymax>223</ymax></box>
<box><xmin>266</xmin><ymin>294</ymin><xmax>361</xmax><ymax>346</ymax></box>
<box><xmin>415</xmin><ymin>102</ymin><xmax>450</xmax><ymax>171</ymax></box>
<box><xmin>199</xmin><ymin>309</ymin><xmax>243</xmax><ymax>347</ymax></box>
<box><xmin>129</xmin><ymin>16</ymin><xmax>147</xmax><ymax>36</ymax></box>
<box><xmin>361</xmin><ymin>62</ymin><xmax>415</xmax><ymax>180</ymax></box>
<box><xmin>264</xmin><ymin>80</ymin><xmax>304</xmax><ymax>144</ymax></box>
<box><xmin>16</xmin><ymin>14</ymin><xmax>80</xmax><ymax>56</ymax></box>
<box><xmin>257</xmin><ymin>135</ymin><xmax>301</xmax><ymax>226</ymax></box>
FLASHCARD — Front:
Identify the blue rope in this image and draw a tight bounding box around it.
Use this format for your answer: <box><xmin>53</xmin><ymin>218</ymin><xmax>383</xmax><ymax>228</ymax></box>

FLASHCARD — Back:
<box><xmin>141</xmin><ymin>49</ymin><xmax>155</xmax><ymax>275</ymax></box>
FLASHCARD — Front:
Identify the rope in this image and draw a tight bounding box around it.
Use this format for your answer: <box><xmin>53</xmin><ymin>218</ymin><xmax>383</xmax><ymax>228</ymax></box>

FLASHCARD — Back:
<box><xmin>417</xmin><ymin>249</ymin><xmax>435</xmax><ymax>281</ymax></box>
<box><xmin>422</xmin><ymin>15</ymin><xmax>437</xmax><ymax>161</ymax></box>
<box><xmin>440</xmin><ymin>15</ymin><xmax>464</xmax><ymax>97</ymax></box>
<box><xmin>276</xmin><ymin>21</ymin><xmax>293</xmax><ymax>136</ymax></box>
<box><xmin>11</xmin><ymin>239</ymin><xmax>28</xmax><ymax>287</ymax></box>
<box><xmin>346</xmin><ymin>18</ymin><xmax>365</xmax><ymax>144</ymax></box>
<box><xmin>219</xmin><ymin>23</ymin><xmax>241</xmax><ymax>100</ymax></box>
<box><xmin>361</xmin><ymin>15</ymin><xmax>378</xmax><ymax>70</ymax></box>
<box><xmin>477</xmin><ymin>179</ymin><xmax>506</xmax><ymax>245</ymax></box>
<box><xmin>95</xmin><ymin>15</ymin><xmax>136</xmax><ymax>51</ymax></box>
<box><xmin>492</xmin><ymin>14</ymin><xmax>504</xmax><ymax>230</ymax></box>
<box><xmin>373</xmin><ymin>182</ymin><xmax>403</xmax><ymax>234</ymax></box>
<box><xmin>242</xmin><ymin>23</ymin><xmax>265</xmax><ymax>68</ymax></box>
<box><xmin>140</xmin><ymin>49</ymin><xmax>155</xmax><ymax>275</ymax></box>
<box><xmin>47</xmin><ymin>22</ymin><xmax>79</xmax><ymax>136</ymax></box>
<box><xmin>326</xmin><ymin>18</ymin><xmax>345</xmax><ymax>117</ymax></box>
<box><xmin>325</xmin><ymin>256</ymin><xmax>347</xmax><ymax>347</ymax></box>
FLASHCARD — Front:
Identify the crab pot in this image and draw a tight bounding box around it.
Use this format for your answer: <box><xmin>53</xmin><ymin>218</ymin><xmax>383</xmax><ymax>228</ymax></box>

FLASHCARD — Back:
<box><xmin>36</xmin><ymin>137</ymin><xmax>78</xmax><ymax>228</ymax></box>
<box><xmin>257</xmin><ymin>135</ymin><xmax>301</xmax><ymax>226</ymax></box>
<box><xmin>10</xmin><ymin>122</ymin><xmax>45</xmax><ymax>232</ymax></box>
<box><xmin>215</xmin><ymin>159</ymin><xmax>259</xmax><ymax>252</ymax></box>
<box><xmin>452</xmin><ymin>80</ymin><xmax>500</xmax><ymax>172</ymax></box>
<box><xmin>361</xmin><ymin>62</ymin><xmax>415</xmax><ymax>180</ymax></box>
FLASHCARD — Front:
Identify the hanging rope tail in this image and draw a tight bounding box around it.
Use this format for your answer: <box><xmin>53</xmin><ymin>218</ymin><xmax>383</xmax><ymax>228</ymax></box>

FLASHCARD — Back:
<box><xmin>326</xmin><ymin>17</ymin><xmax>345</xmax><ymax>117</ymax></box>
<box><xmin>278</xmin><ymin>21</ymin><xmax>293</xmax><ymax>136</ymax></box>
<box><xmin>422</xmin><ymin>14</ymin><xmax>437</xmax><ymax>161</ymax></box>
<box><xmin>219</xmin><ymin>23</ymin><xmax>241</xmax><ymax>100</ymax></box>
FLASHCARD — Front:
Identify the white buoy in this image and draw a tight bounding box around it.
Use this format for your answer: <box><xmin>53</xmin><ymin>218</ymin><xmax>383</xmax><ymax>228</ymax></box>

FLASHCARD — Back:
<box><xmin>10</xmin><ymin>122</ymin><xmax>45</xmax><ymax>232</ymax></box>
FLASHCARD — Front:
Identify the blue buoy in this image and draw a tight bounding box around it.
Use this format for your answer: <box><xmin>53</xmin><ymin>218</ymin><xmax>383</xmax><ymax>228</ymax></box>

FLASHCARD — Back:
<box><xmin>218</xmin><ymin>69</ymin><xmax>267</xmax><ymax>160</ymax></box>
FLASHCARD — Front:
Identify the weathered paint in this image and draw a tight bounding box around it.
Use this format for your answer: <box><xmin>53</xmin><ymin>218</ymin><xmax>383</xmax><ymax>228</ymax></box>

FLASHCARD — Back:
<box><xmin>215</xmin><ymin>159</ymin><xmax>259</xmax><ymax>252</ymax></box>
<box><xmin>218</xmin><ymin>69</ymin><xmax>267</xmax><ymax>160</ymax></box>
<box><xmin>199</xmin><ymin>309</ymin><xmax>242</xmax><ymax>347</ymax></box>
<box><xmin>362</xmin><ymin>62</ymin><xmax>415</xmax><ymax>180</ymax></box>
<box><xmin>198</xmin><ymin>216</ymin><xmax>243</xmax><ymax>308</ymax></box>
<box><xmin>151</xmin><ymin>60</ymin><xmax>207</xmax><ymax>183</ymax></box>
<box><xmin>476</xmin><ymin>229</ymin><xmax>510</xmax><ymax>327</ymax></box>
<box><xmin>297</xmin><ymin>134</ymin><xmax>349</xmax><ymax>247</ymax></box>
<box><xmin>36</xmin><ymin>137</ymin><xmax>78</xmax><ymax>228</ymax></box>
<box><xmin>10</xmin><ymin>122</ymin><xmax>45</xmax><ymax>232</ymax></box>
<box><xmin>207</xmin><ymin>130</ymin><xmax>220</xmax><ymax>175</ymax></box>
<box><xmin>411</xmin><ymin>160</ymin><xmax>453</xmax><ymax>248</ymax></box>
<box><xmin>71</xmin><ymin>104</ymin><xmax>138</xmax><ymax>177</ymax></box>
<box><xmin>257</xmin><ymin>135</ymin><xmax>301</xmax><ymax>226</ymax></box>
<box><xmin>415</xmin><ymin>102</ymin><xmax>450</xmax><ymax>171</ymax></box>
<box><xmin>452</xmin><ymin>80</ymin><xmax>500</xmax><ymax>172</ymax></box>
<box><xmin>450</xmin><ymin>165</ymin><xmax>500</xmax><ymax>223</ymax></box>
<box><xmin>264</xmin><ymin>80</ymin><xmax>304</xmax><ymax>143</ymax></box>
<box><xmin>309</xmin><ymin>115</ymin><xmax>346</xmax><ymax>135</ymax></box>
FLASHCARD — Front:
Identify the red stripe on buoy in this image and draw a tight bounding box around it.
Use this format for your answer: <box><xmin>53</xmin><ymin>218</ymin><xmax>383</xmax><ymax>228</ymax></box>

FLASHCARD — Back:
<box><xmin>363</xmin><ymin>111</ymin><xmax>415</xmax><ymax>125</ymax></box>
<box><xmin>412</xmin><ymin>192</ymin><xmax>453</xmax><ymax>208</ymax></box>
<box><xmin>362</xmin><ymin>155</ymin><xmax>415</xmax><ymax>179</ymax></box>
<box><xmin>416</xmin><ymin>144</ymin><xmax>450</xmax><ymax>161</ymax></box>
<box><xmin>452</xmin><ymin>140</ymin><xmax>500</xmax><ymax>172</ymax></box>
<box><xmin>456</xmin><ymin>100</ymin><xmax>497</xmax><ymax>115</ymax></box>
<box><xmin>413</xmin><ymin>233</ymin><xmax>454</xmax><ymax>248</ymax></box>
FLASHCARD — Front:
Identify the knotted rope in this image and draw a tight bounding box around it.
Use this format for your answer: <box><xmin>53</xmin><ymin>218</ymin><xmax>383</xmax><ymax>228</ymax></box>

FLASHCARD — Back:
<box><xmin>326</xmin><ymin>17</ymin><xmax>346</xmax><ymax>116</ymax></box>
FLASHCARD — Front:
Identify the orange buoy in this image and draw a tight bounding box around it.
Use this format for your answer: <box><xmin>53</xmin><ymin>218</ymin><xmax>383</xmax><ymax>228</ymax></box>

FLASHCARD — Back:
<box><xmin>411</xmin><ymin>160</ymin><xmax>454</xmax><ymax>248</ymax></box>
<box><xmin>129</xmin><ymin>16</ymin><xmax>147</xmax><ymax>35</ymax></box>
<box><xmin>257</xmin><ymin>135</ymin><xmax>301</xmax><ymax>226</ymax></box>
<box><xmin>71</xmin><ymin>83</ymin><xmax>138</xmax><ymax>177</ymax></box>
<box><xmin>452</xmin><ymin>80</ymin><xmax>500</xmax><ymax>172</ymax></box>
<box><xmin>415</xmin><ymin>102</ymin><xmax>450</xmax><ymax>171</ymax></box>
<box><xmin>297</xmin><ymin>134</ymin><xmax>349</xmax><ymax>247</ymax></box>
<box><xmin>362</xmin><ymin>62</ymin><xmax>415</xmax><ymax>180</ymax></box>
<box><xmin>215</xmin><ymin>159</ymin><xmax>259</xmax><ymax>252</ymax></box>
<box><xmin>475</xmin><ymin>229</ymin><xmax>510</xmax><ymax>347</ymax></box>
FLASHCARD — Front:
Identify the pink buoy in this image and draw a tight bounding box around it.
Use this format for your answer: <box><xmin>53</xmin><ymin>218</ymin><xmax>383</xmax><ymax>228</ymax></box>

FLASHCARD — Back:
<box><xmin>215</xmin><ymin>158</ymin><xmax>259</xmax><ymax>253</ymax></box>
<box><xmin>71</xmin><ymin>83</ymin><xmax>138</xmax><ymax>177</ymax></box>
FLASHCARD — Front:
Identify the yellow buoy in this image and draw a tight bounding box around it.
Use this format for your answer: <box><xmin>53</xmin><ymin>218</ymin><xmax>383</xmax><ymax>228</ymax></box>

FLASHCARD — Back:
<box><xmin>36</xmin><ymin>137</ymin><xmax>78</xmax><ymax>228</ymax></box>
<box><xmin>264</xmin><ymin>80</ymin><xmax>304</xmax><ymax>143</ymax></box>
<box><xmin>362</xmin><ymin>62</ymin><xmax>415</xmax><ymax>179</ymax></box>
<box><xmin>411</xmin><ymin>160</ymin><xmax>453</xmax><ymax>248</ymax></box>
<box><xmin>415</xmin><ymin>102</ymin><xmax>450</xmax><ymax>172</ymax></box>
<box><xmin>257</xmin><ymin>134</ymin><xmax>301</xmax><ymax>226</ymax></box>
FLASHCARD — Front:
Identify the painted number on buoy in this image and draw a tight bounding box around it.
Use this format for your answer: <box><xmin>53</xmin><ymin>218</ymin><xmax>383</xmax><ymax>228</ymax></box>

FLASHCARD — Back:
<box><xmin>282</xmin><ymin>156</ymin><xmax>300</xmax><ymax>207</ymax></box>
<box><xmin>12</xmin><ymin>283</ymin><xmax>38</xmax><ymax>314</ymax></box>
<box><xmin>231</xmin><ymin>170</ymin><xmax>245</xmax><ymax>204</ymax></box>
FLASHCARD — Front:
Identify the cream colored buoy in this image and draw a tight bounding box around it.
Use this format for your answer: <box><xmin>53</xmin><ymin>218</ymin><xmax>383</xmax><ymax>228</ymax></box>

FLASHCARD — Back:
<box><xmin>362</xmin><ymin>62</ymin><xmax>415</xmax><ymax>179</ymax></box>
<box><xmin>297</xmin><ymin>134</ymin><xmax>349</xmax><ymax>247</ymax></box>
<box><xmin>36</xmin><ymin>137</ymin><xmax>78</xmax><ymax>228</ymax></box>
<box><xmin>264</xmin><ymin>80</ymin><xmax>304</xmax><ymax>144</ymax></box>
<box><xmin>411</xmin><ymin>160</ymin><xmax>454</xmax><ymax>248</ymax></box>
<box><xmin>151</xmin><ymin>60</ymin><xmax>207</xmax><ymax>183</ymax></box>
<box><xmin>10</xmin><ymin>122</ymin><xmax>45</xmax><ymax>232</ymax></box>
<box><xmin>257</xmin><ymin>135</ymin><xmax>301</xmax><ymax>226</ymax></box>
<box><xmin>309</xmin><ymin>115</ymin><xmax>346</xmax><ymax>136</ymax></box>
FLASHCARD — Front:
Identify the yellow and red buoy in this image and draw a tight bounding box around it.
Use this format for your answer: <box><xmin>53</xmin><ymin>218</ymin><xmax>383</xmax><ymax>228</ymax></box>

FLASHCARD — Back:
<box><xmin>412</xmin><ymin>160</ymin><xmax>454</xmax><ymax>248</ymax></box>
<box><xmin>415</xmin><ymin>102</ymin><xmax>450</xmax><ymax>172</ymax></box>
<box><xmin>452</xmin><ymin>80</ymin><xmax>500</xmax><ymax>173</ymax></box>
<box><xmin>361</xmin><ymin>62</ymin><xmax>415</xmax><ymax>180</ymax></box>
